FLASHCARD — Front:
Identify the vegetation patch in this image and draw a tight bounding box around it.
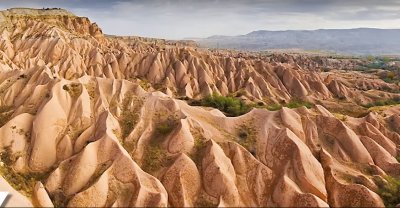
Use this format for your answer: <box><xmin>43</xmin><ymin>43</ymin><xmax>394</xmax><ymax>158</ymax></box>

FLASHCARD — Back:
<box><xmin>154</xmin><ymin>116</ymin><xmax>178</xmax><ymax>136</ymax></box>
<box><xmin>285</xmin><ymin>99</ymin><xmax>313</xmax><ymax>109</ymax></box>
<box><xmin>142</xmin><ymin>115</ymin><xmax>178</xmax><ymax>173</ymax></box>
<box><xmin>356</xmin><ymin>56</ymin><xmax>400</xmax><ymax>84</ymax></box>
<box><xmin>0</xmin><ymin>105</ymin><xmax>13</xmax><ymax>127</ymax></box>
<box><xmin>62</xmin><ymin>83</ymin><xmax>82</xmax><ymax>98</ymax></box>
<box><xmin>138</xmin><ymin>79</ymin><xmax>151</xmax><ymax>91</ymax></box>
<box><xmin>362</xmin><ymin>97</ymin><xmax>400</xmax><ymax>108</ymax></box>
<box><xmin>18</xmin><ymin>74</ymin><xmax>28</xmax><ymax>79</ymax></box>
<box><xmin>119</xmin><ymin>96</ymin><xmax>143</xmax><ymax>138</ymax></box>
<box><xmin>266</xmin><ymin>103</ymin><xmax>282</xmax><ymax>111</ymax></box>
<box><xmin>380</xmin><ymin>71</ymin><xmax>400</xmax><ymax>84</ymax></box>
<box><xmin>84</xmin><ymin>81</ymin><xmax>97</xmax><ymax>100</ymax></box>
<box><xmin>118</xmin><ymin>95</ymin><xmax>144</xmax><ymax>153</ymax></box>
<box><xmin>334</xmin><ymin>113</ymin><xmax>348</xmax><ymax>122</ymax></box>
<box><xmin>265</xmin><ymin>99</ymin><xmax>313</xmax><ymax>111</ymax></box>
<box><xmin>195</xmin><ymin>191</ymin><xmax>218</xmax><ymax>207</ymax></box>
<box><xmin>66</xmin><ymin>126</ymin><xmax>86</xmax><ymax>142</ymax></box>
<box><xmin>50</xmin><ymin>193</ymin><xmax>70</xmax><ymax>208</ymax></box>
<box><xmin>188</xmin><ymin>93</ymin><xmax>314</xmax><ymax>115</ymax></box>
<box><xmin>142</xmin><ymin>144</ymin><xmax>167</xmax><ymax>173</ymax></box>
<box><xmin>156</xmin><ymin>122</ymin><xmax>175</xmax><ymax>135</ymax></box>
<box><xmin>0</xmin><ymin>147</ymin><xmax>50</xmax><ymax>198</ymax></box>
<box><xmin>236</xmin><ymin>123</ymin><xmax>257</xmax><ymax>155</ymax></box>
<box><xmin>189</xmin><ymin>93</ymin><xmax>252</xmax><ymax>116</ymax></box>
<box><xmin>325</xmin><ymin>104</ymin><xmax>370</xmax><ymax>118</ymax></box>
<box><xmin>378</xmin><ymin>175</ymin><xmax>400</xmax><ymax>208</ymax></box>
<box><xmin>120</xmin><ymin>108</ymin><xmax>139</xmax><ymax>139</ymax></box>
<box><xmin>189</xmin><ymin>133</ymin><xmax>208</xmax><ymax>167</ymax></box>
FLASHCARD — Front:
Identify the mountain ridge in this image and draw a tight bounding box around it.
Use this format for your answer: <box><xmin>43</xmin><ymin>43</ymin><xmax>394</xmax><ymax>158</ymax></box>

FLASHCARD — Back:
<box><xmin>194</xmin><ymin>28</ymin><xmax>400</xmax><ymax>55</ymax></box>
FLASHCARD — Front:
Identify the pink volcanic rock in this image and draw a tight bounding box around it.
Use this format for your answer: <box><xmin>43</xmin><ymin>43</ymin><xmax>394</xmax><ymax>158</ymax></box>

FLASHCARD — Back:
<box><xmin>0</xmin><ymin>8</ymin><xmax>398</xmax><ymax>207</ymax></box>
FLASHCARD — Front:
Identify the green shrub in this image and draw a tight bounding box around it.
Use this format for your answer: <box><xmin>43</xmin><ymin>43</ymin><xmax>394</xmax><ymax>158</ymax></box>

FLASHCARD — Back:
<box><xmin>62</xmin><ymin>83</ymin><xmax>82</xmax><ymax>97</ymax></box>
<box><xmin>138</xmin><ymin>79</ymin><xmax>151</xmax><ymax>91</ymax></box>
<box><xmin>156</xmin><ymin>123</ymin><xmax>174</xmax><ymax>135</ymax></box>
<box><xmin>266</xmin><ymin>99</ymin><xmax>313</xmax><ymax>111</ymax></box>
<box><xmin>142</xmin><ymin>144</ymin><xmax>166</xmax><ymax>173</ymax></box>
<box><xmin>118</xmin><ymin>96</ymin><xmax>143</xmax><ymax>139</ymax></box>
<box><xmin>266</xmin><ymin>103</ymin><xmax>282</xmax><ymax>111</ymax></box>
<box><xmin>378</xmin><ymin>175</ymin><xmax>400</xmax><ymax>207</ymax></box>
<box><xmin>285</xmin><ymin>99</ymin><xmax>313</xmax><ymax>109</ymax></box>
<box><xmin>196</xmin><ymin>93</ymin><xmax>252</xmax><ymax>116</ymax></box>
<box><xmin>191</xmin><ymin>94</ymin><xmax>313</xmax><ymax>114</ymax></box>
<box><xmin>189</xmin><ymin>136</ymin><xmax>207</xmax><ymax>166</ymax></box>
<box><xmin>236</xmin><ymin>124</ymin><xmax>257</xmax><ymax>155</ymax></box>
<box><xmin>362</xmin><ymin>97</ymin><xmax>400</xmax><ymax>108</ymax></box>
<box><xmin>142</xmin><ymin>120</ymin><xmax>175</xmax><ymax>173</ymax></box>
<box><xmin>381</xmin><ymin>73</ymin><xmax>400</xmax><ymax>84</ymax></box>
<box><xmin>141</xmin><ymin>116</ymin><xmax>178</xmax><ymax>173</ymax></box>
<box><xmin>120</xmin><ymin>111</ymin><xmax>138</xmax><ymax>138</ymax></box>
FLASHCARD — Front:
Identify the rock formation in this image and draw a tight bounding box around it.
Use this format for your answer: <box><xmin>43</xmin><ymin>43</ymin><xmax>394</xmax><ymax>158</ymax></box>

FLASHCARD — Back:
<box><xmin>0</xmin><ymin>8</ymin><xmax>398</xmax><ymax>207</ymax></box>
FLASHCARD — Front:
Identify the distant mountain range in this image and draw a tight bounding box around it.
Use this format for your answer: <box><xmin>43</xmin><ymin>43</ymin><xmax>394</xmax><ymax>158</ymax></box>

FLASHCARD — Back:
<box><xmin>191</xmin><ymin>28</ymin><xmax>400</xmax><ymax>55</ymax></box>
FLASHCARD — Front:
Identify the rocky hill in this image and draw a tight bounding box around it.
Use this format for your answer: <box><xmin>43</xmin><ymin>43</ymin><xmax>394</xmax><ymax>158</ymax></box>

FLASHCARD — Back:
<box><xmin>194</xmin><ymin>28</ymin><xmax>400</xmax><ymax>55</ymax></box>
<box><xmin>0</xmin><ymin>8</ymin><xmax>399</xmax><ymax>207</ymax></box>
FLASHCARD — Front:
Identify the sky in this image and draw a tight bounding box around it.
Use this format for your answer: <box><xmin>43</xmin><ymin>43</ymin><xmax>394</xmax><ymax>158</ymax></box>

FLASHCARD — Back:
<box><xmin>0</xmin><ymin>0</ymin><xmax>400</xmax><ymax>39</ymax></box>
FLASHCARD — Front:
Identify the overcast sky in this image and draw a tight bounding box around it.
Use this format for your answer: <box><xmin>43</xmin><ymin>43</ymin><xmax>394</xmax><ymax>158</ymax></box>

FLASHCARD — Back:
<box><xmin>1</xmin><ymin>0</ymin><xmax>400</xmax><ymax>39</ymax></box>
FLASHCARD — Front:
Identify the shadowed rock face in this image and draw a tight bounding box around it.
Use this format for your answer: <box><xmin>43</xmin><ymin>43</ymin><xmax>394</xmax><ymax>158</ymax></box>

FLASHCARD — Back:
<box><xmin>0</xmin><ymin>8</ymin><xmax>398</xmax><ymax>207</ymax></box>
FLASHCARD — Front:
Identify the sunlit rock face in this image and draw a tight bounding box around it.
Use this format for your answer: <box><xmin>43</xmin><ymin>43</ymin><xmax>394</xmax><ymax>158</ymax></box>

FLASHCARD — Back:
<box><xmin>0</xmin><ymin>8</ymin><xmax>398</xmax><ymax>207</ymax></box>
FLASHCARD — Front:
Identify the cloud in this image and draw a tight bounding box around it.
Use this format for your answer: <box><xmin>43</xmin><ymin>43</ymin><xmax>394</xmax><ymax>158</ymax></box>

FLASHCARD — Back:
<box><xmin>0</xmin><ymin>0</ymin><xmax>399</xmax><ymax>39</ymax></box>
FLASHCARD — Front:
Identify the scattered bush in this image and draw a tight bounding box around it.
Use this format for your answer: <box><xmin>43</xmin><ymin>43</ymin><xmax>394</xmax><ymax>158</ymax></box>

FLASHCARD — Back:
<box><xmin>18</xmin><ymin>74</ymin><xmax>27</xmax><ymax>79</ymax></box>
<box><xmin>362</xmin><ymin>97</ymin><xmax>400</xmax><ymax>108</ymax></box>
<box><xmin>118</xmin><ymin>96</ymin><xmax>143</xmax><ymax>139</ymax></box>
<box><xmin>334</xmin><ymin>113</ymin><xmax>348</xmax><ymax>122</ymax></box>
<box><xmin>62</xmin><ymin>85</ymin><xmax>69</xmax><ymax>91</ymax></box>
<box><xmin>138</xmin><ymin>79</ymin><xmax>151</xmax><ymax>91</ymax></box>
<box><xmin>190</xmin><ymin>93</ymin><xmax>314</xmax><ymax>114</ymax></box>
<box><xmin>120</xmin><ymin>111</ymin><xmax>139</xmax><ymax>139</ymax></box>
<box><xmin>285</xmin><ymin>99</ymin><xmax>313</xmax><ymax>109</ymax></box>
<box><xmin>195</xmin><ymin>192</ymin><xmax>218</xmax><ymax>207</ymax></box>
<box><xmin>266</xmin><ymin>103</ymin><xmax>282</xmax><ymax>111</ymax></box>
<box><xmin>236</xmin><ymin>124</ymin><xmax>257</xmax><ymax>155</ymax></box>
<box><xmin>192</xmin><ymin>93</ymin><xmax>252</xmax><ymax>116</ymax></box>
<box><xmin>366</xmin><ymin>61</ymin><xmax>386</xmax><ymax>69</ymax></box>
<box><xmin>142</xmin><ymin>144</ymin><xmax>166</xmax><ymax>173</ymax></box>
<box><xmin>266</xmin><ymin>99</ymin><xmax>313</xmax><ymax>111</ymax></box>
<box><xmin>378</xmin><ymin>175</ymin><xmax>400</xmax><ymax>207</ymax></box>
<box><xmin>156</xmin><ymin>122</ymin><xmax>175</xmax><ymax>135</ymax></box>
<box><xmin>189</xmin><ymin>136</ymin><xmax>207</xmax><ymax>166</ymax></box>
<box><xmin>0</xmin><ymin>148</ymin><xmax>49</xmax><ymax>198</ymax></box>
<box><xmin>380</xmin><ymin>71</ymin><xmax>400</xmax><ymax>84</ymax></box>
<box><xmin>142</xmin><ymin>116</ymin><xmax>178</xmax><ymax>173</ymax></box>
<box><xmin>62</xmin><ymin>83</ymin><xmax>82</xmax><ymax>97</ymax></box>
<box><xmin>84</xmin><ymin>82</ymin><xmax>97</xmax><ymax>100</ymax></box>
